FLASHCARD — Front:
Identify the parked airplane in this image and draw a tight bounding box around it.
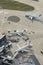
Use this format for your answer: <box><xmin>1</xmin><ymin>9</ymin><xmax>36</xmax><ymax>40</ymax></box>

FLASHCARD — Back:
<box><xmin>0</xmin><ymin>55</ymin><xmax>13</xmax><ymax>65</ymax></box>
<box><xmin>25</xmin><ymin>14</ymin><xmax>41</xmax><ymax>22</ymax></box>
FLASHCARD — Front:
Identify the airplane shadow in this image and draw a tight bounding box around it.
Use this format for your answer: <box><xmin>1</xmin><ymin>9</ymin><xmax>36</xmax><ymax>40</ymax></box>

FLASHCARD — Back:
<box><xmin>33</xmin><ymin>19</ymin><xmax>43</xmax><ymax>24</ymax></box>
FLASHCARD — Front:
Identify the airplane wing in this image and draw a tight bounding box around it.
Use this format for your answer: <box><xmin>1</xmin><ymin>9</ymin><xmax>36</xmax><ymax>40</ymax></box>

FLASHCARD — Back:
<box><xmin>15</xmin><ymin>43</ymin><xmax>29</xmax><ymax>52</ymax></box>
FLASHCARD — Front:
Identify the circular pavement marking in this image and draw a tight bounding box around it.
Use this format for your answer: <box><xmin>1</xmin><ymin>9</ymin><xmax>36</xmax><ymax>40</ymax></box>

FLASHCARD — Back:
<box><xmin>7</xmin><ymin>16</ymin><xmax>20</xmax><ymax>23</ymax></box>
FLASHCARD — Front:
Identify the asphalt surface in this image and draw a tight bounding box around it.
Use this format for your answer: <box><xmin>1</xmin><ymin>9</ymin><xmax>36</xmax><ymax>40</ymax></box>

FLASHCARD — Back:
<box><xmin>31</xmin><ymin>55</ymin><xmax>40</xmax><ymax>65</ymax></box>
<box><xmin>12</xmin><ymin>50</ymin><xmax>41</xmax><ymax>65</ymax></box>
<box><xmin>7</xmin><ymin>16</ymin><xmax>20</xmax><ymax>22</ymax></box>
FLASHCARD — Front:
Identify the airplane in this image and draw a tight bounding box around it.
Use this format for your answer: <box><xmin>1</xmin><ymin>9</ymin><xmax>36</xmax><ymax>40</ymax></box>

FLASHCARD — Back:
<box><xmin>0</xmin><ymin>55</ymin><xmax>13</xmax><ymax>65</ymax></box>
<box><xmin>13</xmin><ymin>41</ymin><xmax>32</xmax><ymax>59</ymax></box>
<box><xmin>25</xmin><ymin>14</ymin><xmax>41</xmax><ymax>22</ymax></box>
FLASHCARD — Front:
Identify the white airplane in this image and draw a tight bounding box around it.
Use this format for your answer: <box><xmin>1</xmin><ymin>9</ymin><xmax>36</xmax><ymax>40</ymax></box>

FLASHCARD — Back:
<box><xmin>25</xmin><ymin>14</ymin><xmax>41</xmax><ymax>21</ymax></box>
<box><xmin>13</xmin><ymin>41</ymin><xmax>32</xmax><ymax>58</ymax></box>
<box><xmin>1</xmin><ymin>55</ymin><xmax>13</xmax><ymax>61</ymax></box>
